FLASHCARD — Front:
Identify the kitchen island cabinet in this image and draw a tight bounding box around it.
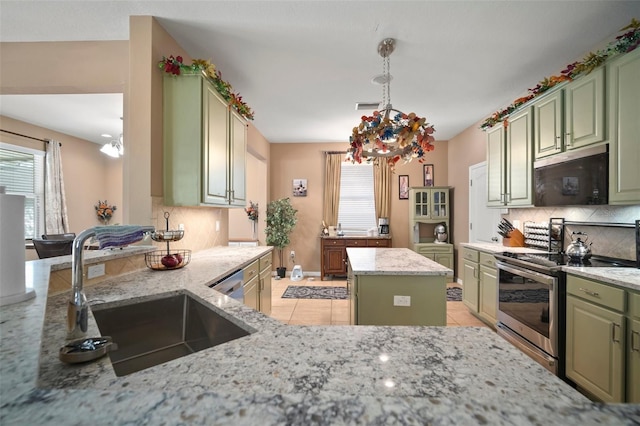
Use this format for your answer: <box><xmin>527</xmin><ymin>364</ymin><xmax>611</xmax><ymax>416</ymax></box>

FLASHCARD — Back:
<box><xmin>347</xmin><ymin>247</ymin><xmax>452</xmax><ymax>326</ymax></box>
<box><xmin>3</xmin><ymin>246</ymin><xmax>640</xmax><ymax>424</ymax></box>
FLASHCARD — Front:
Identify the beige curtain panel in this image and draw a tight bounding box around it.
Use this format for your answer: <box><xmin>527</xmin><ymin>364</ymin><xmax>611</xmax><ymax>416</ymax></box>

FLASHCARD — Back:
<box><xmin>45</xmin><ymin>140</ymin><xmax>70</xmax><ymax>234</ymax></box>
<box><xmin>323</xmin><ymin>153</ymin><xmax>342</xmax><ymax>226</ymax></box>
<box><xmin>373</xmin><ymin>158</ymin><xmax>391</xmax><ymax>219</ymax></box>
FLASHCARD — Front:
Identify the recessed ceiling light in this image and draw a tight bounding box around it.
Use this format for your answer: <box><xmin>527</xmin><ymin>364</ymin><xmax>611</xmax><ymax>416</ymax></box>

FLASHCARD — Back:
<box><xmin>101</xmin><ymin>133</ymin><xmax>112</xmax><ymax>138</ymax></box>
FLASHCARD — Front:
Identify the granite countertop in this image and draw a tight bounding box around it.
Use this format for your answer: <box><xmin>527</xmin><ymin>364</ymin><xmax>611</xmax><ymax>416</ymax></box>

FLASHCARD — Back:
<box><xmin>347</xmin><ymin>247</ymin><xmax>453</xmax><ymax>276</ymax></box>
<box><xmin>2</xmin><ymin>246</ymin><xmax>640</xmax><ymax>425</ymax></box>
<box><xmin>462</xmin><ymin>242</ymin><xmax>640</xmax><ymax>292</ymax></box>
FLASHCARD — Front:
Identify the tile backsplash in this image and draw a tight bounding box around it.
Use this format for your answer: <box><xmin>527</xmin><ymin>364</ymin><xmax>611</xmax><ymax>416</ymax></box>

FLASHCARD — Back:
<box><xmin>505</xmin><ymin>205</ymin><xmax>639</xmax><ymax>260</ymax></box>
<box><xmin>151</xmin><ymin>197</ymin><xmax>227</xmax><ymax>252</ymax></box>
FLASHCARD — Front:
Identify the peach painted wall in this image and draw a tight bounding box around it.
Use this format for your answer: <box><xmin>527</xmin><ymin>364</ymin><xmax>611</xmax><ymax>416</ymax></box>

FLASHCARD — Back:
<box><xmin>0</xmin><ymin>115</ymin><xmax>122</xmax><ymax>233</ymax></box>
<box><xmin>0</xmin><ymin>41</ymin><xmax>127</xmax><ymax>94</ymax></box>
<box><xmin>268</xmin><ymin>141</ymin><xmax>449</xmax><ymax>273</ymax></box>
<box><xmin>446</xmin><ymin>119</ymin><xmax>492</xmax><ymax>278</ymax></box>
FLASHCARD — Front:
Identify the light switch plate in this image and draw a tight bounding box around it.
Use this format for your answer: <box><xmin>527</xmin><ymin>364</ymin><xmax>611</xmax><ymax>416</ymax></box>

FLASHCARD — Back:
<box><xmin>393</xmin><ymin>295</ymin><xmax>411</xmax><ymax>307</ymax></box>
<box><xmin>87</xmin><ymin>263</ymin><xmax>105</xmax><ymax>279</ymax></box>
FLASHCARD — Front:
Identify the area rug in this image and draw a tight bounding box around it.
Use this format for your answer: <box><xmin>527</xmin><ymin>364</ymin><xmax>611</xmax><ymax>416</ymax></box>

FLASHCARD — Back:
<box><xmin>447</xmin><ymin>287</ymin><xmax>462</xmax><ymax>302</ymax></box>
<box><xmin>281</xmin><ymin>286</ymin><xmax>348</xmax><ymax>300</ymax></box>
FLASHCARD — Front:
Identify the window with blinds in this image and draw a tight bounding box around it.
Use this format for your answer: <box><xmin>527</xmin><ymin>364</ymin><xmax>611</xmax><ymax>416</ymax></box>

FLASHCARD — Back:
<box><xmin>337</xmin><ymin>162</ymin><xmax>377</xmax><ymax>234</ymax></box>
<box><xmin>0</xmin><ymin>144</ymin><xmax>45</xmax><ymax>239</ymax></box>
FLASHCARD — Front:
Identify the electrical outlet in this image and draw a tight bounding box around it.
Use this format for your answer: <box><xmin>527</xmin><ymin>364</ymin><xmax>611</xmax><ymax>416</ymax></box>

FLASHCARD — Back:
<box><xmin>215</xmin><ymin>220</ymin><xmax>220</xmax><ymax>232</ymax></box>
<box><xmin>290</xmin><ymin>250</ymin><xmax>295</xmax><ymax>258</ymax></box>
<box><xmin>87</xmin><ymin>263</ymin><xmax>105</xmax><ymax>279</ymax></box>
<box><xmin>393</xmin><ymin>295</ymin><xmax>411</xmax><ymax>307</ymax></box>
<box><xmin>178</xmin><ymin>223</ymin><xmax>184</xmax><ymax>231</ymax></box>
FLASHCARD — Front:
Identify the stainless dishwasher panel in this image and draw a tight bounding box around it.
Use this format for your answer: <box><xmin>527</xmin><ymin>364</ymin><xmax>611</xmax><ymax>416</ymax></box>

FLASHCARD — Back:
<box><xmin>210</xmin><ymin>269</ymin><xmax>244</xmax><ymax>301</ymax></box>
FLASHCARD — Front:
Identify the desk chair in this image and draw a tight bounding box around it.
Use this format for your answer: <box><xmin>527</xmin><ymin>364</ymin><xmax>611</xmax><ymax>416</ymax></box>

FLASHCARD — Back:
<box><xmin>32</xmin><ymin>238</ymin><xmax>74</xmax><ymax>259</ymax></box>
<box><xmin>42</xmin><ymin>233</ymin><xmax>76</xmax><ymax>240</ymax></box>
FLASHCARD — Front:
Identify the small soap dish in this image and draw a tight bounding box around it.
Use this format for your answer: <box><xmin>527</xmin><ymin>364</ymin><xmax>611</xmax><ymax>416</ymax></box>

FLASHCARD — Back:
<box><xmin>59</xmin><ymin>336</ymin><xmax>117</xmax><ymax>364</ymax></box>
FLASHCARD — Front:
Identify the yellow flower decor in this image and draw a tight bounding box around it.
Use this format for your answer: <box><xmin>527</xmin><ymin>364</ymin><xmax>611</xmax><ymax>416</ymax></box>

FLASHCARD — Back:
<box><xmin>95</xmin><ymin>200</ymin><xmax>116</xmax><ymax>224</ymax></box>
<box><xmin>158</xmin><ymin>55</ymin><xmax>254</xmax><ymax>121</ymax></box>
<box><xmin>481</xmin><ymin>18</ymin><xmax>640</xmax><ymax>130</ymax></box>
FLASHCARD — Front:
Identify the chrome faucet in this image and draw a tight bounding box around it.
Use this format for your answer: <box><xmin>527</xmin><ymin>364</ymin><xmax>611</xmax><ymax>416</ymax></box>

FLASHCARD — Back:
<box><xmin>67</xmin><ymin>226</ymin><xmax>154</xmax><ymax>339</ymax></box>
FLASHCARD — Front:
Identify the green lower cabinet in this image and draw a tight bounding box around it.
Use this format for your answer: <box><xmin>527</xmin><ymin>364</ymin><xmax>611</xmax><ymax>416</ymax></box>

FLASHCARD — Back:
<box><xmin>630</xmin><ymin>318</ymin><xmax>640</xmax><ymax>403</ymax></box>
<box><xmin>352</xmin><ymin>274</ymin><xmax>446</xmax><ymax>326</ymax></box>
<box><xmin>478</xmin><ymin>265</ymin><xmax>497</xmax><ymax>326</ymax></box>
<box><xmin>629</xmin><ymin>291</ymin><xmax>640</xmax><ymax>403</ymax></box>
<box><xmin>462</xmin><ymin>260</ymin><xmax>479</xmax><ymax>313</ymax></box>
<box><xmin>566</xmin><ymin>294</ymin><xmax>625</xmax><ymax>402</ymax></box>
<box><xmin>243</xmin><ymin>275</ymin><xmax>259</xmax><ymax>311</ymax></box>
<box><xmin>413</xmin><ymin>244</ymin><xmax>453</xmax><ymax>269</ymax></box>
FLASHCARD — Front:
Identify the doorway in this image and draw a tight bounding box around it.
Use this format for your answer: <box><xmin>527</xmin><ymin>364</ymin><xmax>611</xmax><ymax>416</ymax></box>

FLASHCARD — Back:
<box><xmin>469</xmin><ymin>162</ymin><xmax>503</xmax><ymax>243</ymax></box>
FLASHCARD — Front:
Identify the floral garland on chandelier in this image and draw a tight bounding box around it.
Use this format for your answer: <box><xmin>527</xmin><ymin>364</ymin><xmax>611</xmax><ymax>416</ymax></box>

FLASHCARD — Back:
<box><xmin>349</xmin><ymin>110</ymin><xmax>436</xmax><ymax>169</ymax></box>
<box><xmin>158</xmin><ymin>55</ymin><xmax>254</xmax><ymax>121</ymax></box>
<box><xmin>480</xmin><ymin>18</ymin><xmax>640</xmax><ymax>130</ymax></box>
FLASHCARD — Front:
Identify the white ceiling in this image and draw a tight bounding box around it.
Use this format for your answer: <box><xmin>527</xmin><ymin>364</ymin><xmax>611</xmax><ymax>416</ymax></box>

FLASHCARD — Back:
<box><xmin>1</xmin><ymin>1</ymin><xmax>639</xmax><ymax>145</ymax></box>
<box><xmin>0</xmin><ymin>94</ymin><xmax>123</xmax><ymax>145</ymax></box>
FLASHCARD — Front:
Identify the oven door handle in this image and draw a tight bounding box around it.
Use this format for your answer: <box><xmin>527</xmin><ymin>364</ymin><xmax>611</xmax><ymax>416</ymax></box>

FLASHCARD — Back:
<box><xmin>495</xmin><ymin>261</ymin><xmax>556</xmax><ymax>287</ymax></box>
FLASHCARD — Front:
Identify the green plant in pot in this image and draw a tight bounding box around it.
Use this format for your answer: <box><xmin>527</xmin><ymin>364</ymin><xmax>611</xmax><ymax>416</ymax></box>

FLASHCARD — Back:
<box><xmin>265</xmin><ymin>198</ymin><xmax>298</xmax><ymax>278</ymax></box>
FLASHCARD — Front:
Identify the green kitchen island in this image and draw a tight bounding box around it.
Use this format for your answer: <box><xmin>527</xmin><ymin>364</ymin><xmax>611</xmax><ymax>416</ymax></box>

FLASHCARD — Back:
<box><xmin>347</xmin><ymin>247</ymin><xmax>453</xmax><ymax>326</ymax></box>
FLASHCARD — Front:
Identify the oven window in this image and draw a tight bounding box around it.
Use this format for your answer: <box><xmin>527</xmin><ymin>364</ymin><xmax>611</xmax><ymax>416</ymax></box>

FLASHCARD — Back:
<box><xmin>498</xmin><ymin>270</ymin><xmax>550</xmax><ymax>338</ymax></box>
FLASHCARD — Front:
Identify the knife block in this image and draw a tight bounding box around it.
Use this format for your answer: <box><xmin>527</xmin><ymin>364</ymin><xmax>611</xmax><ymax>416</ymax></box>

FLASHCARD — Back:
<box><xmin>503</xmin><ymin>229</ymin><xmax>525</xmax><ymax>247</ymax></box>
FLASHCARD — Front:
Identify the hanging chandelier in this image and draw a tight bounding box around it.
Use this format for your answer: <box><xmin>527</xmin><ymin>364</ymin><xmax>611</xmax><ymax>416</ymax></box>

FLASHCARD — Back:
<box><xmin>348</xmin><ymin>38</ymin><xmax>435</xmax><ymax>168</ymax></box>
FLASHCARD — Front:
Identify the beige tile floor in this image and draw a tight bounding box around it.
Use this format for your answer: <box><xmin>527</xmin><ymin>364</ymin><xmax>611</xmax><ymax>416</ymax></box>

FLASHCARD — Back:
<box><xmin>270</xmin><ymin>276</ymin><xmax>488</xmax><ymax>327</ymax></box>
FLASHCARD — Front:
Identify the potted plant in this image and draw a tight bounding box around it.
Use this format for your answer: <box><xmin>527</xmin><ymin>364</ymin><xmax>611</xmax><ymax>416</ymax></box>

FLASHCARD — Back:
<box><xmin>265</xmin><ymin>198</ymin><xmax>298</xmax><ymax>278</ymax></box>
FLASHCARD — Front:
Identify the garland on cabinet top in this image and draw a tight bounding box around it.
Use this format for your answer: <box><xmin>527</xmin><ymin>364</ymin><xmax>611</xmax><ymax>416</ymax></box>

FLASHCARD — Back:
<box><xmin>158</xmin><ymin>55</ymin><xmax>254</xmax><ymax>121</ymax></box>
<box><xmin>480</xmin><ymin>18</ymin><xmax>640</xmax><ymax>131</ymax></box>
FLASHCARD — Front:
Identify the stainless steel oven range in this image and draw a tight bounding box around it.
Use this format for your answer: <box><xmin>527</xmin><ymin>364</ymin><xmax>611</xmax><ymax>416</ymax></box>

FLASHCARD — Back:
<box><xmin>493</xmin><ymin>251</ymin><xmax>635</xmax><ymax>380</ymax></box>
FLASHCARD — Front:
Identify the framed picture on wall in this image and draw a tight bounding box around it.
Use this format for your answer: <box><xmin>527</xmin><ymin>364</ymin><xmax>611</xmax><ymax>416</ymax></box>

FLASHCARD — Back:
<box><xmin>293</xmin><ymin>178</ymin><xmax>307</xmax><ymax>197</ymax></box>
<box><xmin>423</xmin><ymin>164</ymin><xmax>434</xmax><ymax>187</ymax></box>
<box><xmin>399</xmin><ymin>175</ymin><xmax>409</xmax><ymax>200</ymax></box>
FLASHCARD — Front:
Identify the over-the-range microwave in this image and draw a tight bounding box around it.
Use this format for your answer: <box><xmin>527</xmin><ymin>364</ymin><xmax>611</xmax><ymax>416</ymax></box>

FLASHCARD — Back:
<box><xmin>534</xmin><ymin>144</ymin><xmax>608</xmax><ymax>207</ymax></box>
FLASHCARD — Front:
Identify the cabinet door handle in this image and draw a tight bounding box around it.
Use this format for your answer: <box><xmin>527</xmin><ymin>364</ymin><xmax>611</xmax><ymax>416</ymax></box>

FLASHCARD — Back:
<box><xmin>579</xmin><ymin>287</ymin><xmax>599</xmax><ymax>297</ymax></box>
<box><xmin>565</xmin><ymin>132</ymin><xmax>572</xmax><ymax>147</ymax></box>
<box><xmin>473</xmin><ymin>269</ymin><xmax>478</xmax><ymax>279</ymax></box>
<box><xmin>555</xmin><ymin>136</ymin><xmax>561</xmax><ymax>149</ymax></box>
<box><xmin>632</xmin><ymin>330</ymin><xmax>640</xmax><ymax>352</ymax></box>
<box><xmin>612</xmin><ymin>323</ymin><xmax>621</xmax><ymax>343</ymax></box>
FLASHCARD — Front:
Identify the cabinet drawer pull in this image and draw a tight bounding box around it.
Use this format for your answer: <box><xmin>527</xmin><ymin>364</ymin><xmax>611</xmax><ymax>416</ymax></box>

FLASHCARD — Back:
<box><xmin>578</xmin><ymin>287</ymin><xmax>599</xmax><ymax>297</ymax></box>
<box><xmin>632</xmin><ymin>330</ymin><xmax>640</xmax><ymax>352</ymax></box>
<box><xmin>612</xmin><ymin>323</ymin><xmax>621</xmax><ymax>343</ymax></box>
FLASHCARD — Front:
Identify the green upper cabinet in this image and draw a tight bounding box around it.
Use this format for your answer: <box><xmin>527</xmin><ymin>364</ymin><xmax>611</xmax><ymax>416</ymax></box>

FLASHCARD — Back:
<box><xmin>564</xmin><ymin>67</ymin><xmax>606</xmax><ymax>150</ymax></box>
<box><xmin>486</xmin><ymin>124</ymin><xmax>505</xmax><ymax>207</ymax></box>
<box><xmin>608</xmin><ymin>47</ymin><xmax>640</xmax><ymax>205</ymax></box>
<box><xmin>533</xmin><ymin>89</ymin><xmax>563</xmax><ymax>158</ymax></box>
<box><xmin>410</xmin><ymin>187</ymin><xmax>449</xmax><ymax>220</ymax></box>
<box><xmin>534</xmin><ymin>67</ymin><xmax>605</xmax><ymax>160</ymax></box>
<box><xmin>486</xmin><ymin>107</ymin><xmax>533</xmax><ymax>207</ymax></box>
<box><xmin>505</xmin><ymin>106</ymin><xmax>533</xmax><ymax>206</ymax></box>
<box><xmin>163</xmin><ymin>73</ymin><xmax>247</xmax><ymax>207</ymax></box>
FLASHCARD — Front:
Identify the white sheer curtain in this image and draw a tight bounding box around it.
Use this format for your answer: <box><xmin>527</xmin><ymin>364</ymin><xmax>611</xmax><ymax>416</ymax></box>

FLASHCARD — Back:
<box><xmin>45</xmin><ymin>140</ymin><xmax>70</xmax><ymax>234</ymax></box>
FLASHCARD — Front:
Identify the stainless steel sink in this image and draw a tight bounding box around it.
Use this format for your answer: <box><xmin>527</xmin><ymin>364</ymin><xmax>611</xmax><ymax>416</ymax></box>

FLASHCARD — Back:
<box><xmin>92</xmin><ymin>292</ymin><xmax>251</xmax><ymax>377</ymax></box>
